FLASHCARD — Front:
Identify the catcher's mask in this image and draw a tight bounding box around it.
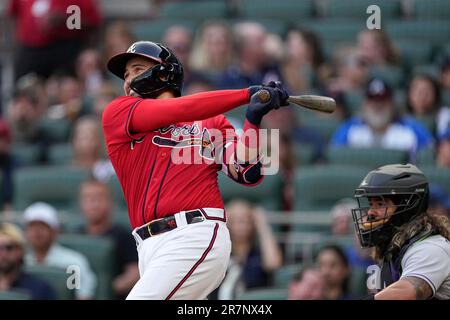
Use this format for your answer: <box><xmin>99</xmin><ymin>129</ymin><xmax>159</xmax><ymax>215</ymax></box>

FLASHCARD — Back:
<box><xmin>352</xmin><ymin>164</ymin><xmax>429</xmax><ymax>248</ymax></box>
<box><xmin>107</xmin><ymin>41</ymin><xmax>184</xmax><ymax>98</ymax></box>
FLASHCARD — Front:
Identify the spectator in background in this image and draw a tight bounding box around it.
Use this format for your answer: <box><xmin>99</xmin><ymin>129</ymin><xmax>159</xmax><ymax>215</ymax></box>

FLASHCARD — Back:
<box><xmin>288</xmin><ymin>266</ymin><xmax>325</xmax><ymax>300</ymax></box>
<box><xmin>8</xmin><ymin>0</ymin><xmax>102</xmax><ymax>79</ymax></box>
<box><xmin>210</xmin><ymin>200</ymin><xmax>283</xmax><ymax>299</ymax></box>
<box><xmin>0</xmin><ymin>222</ymin><xmax>55</xmax><ymax>299</ymax></box>
<box><xmin>162</xmin><ymin>25</ymin><xmax>205</xmax><ymax>89</ymax></box>
<box><xmin>0</xmin><ymin>119</ymin><xmax>15</xmax><ymax>211</ymax></box>
<box><xmin>24</xmin><ymin>202</ymin><xmax>97</xmax><ymax>299</ymax></box>
<box><xmin>331</xmin><ymin>78</ymin><xmax>433</xmax><ymax>160</ymax></box>
<box><xmin>217</xmin><ymin>22</ymin><xmax>283</xmax><ymax>89</ymax></box>
<box><xmin>316</xmin><ymin>245</ymin><xmax>353</xmax><ymax>300</ymax></box>
<box><xmin>103</xmin><ymin>20</ymin><xmax>135</xmax><ymax>62</ymax></box>
<box><xmin>406</xmin><ymin>74</ymin><xmax>441</xmax><ymax>135</ymax></box>
<box><xmin>436</xmin><ymin>128</ymin><xmax>450</xmax><ymax>168</ymax></box>
<box><xmin>440</xmin><ymin>54</ymin><xmax>450</xmax><ymax>92</ymax></box>
<box><xmin>71</xmin><ymin>116</ymin><xmax>115</xmax><ymax>182</ymax></box>
<box><xmin>327</xmin><ymin>47</ymin><xmax>369</xmax><ymax>93</ymax></box>
<box><xmin>356</xmin><ymin>29</ymin><xmax>400</xmax><ymax>67</ymax></box>
<box><xmin>429</xmin><ymin>184</ymin><xmax>450</xmax><ymax>219</ymax></box>
<box><xmin>75</xmin><ymin>48</ymin><xmax>105</xmax><ymax>96</ymax></box>
<box><xmin>281</xmin><ymin>28</ymin><xmax>329</xmax><ymax>94</ymax></box>
<box><xmin>77</xmin><ymin>179</ymin><xmax>139</xmax><ymax>300</ymax></box>
<box><xmin>91</xmin><ymin>82</ymin><xmax>120</xmax><ymax>118</ymax></box>
<box><xmin>190</xmin><ymin>21</ymin><xmax>234</xmax><ymax>82</ymax></box>
<box><xmin>330</xmin><ymin>198</ymin><xmax>375</xmax><ymax>269</ymax></box>
<box><xmin>46</xmin><ymin>73</ymin><xmax>83</xmax><ymax>122</ymax></box>
<box><xmin>6</xmin><ymin>76</ymin><xmax>46</xmax><ymax>145</ymax></box>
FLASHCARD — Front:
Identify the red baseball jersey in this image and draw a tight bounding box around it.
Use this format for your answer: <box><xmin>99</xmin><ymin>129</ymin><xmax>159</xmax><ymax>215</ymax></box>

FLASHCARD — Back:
<box><xmin>103</xmin><ymin>91</ymin><xmax>249</xmax><ymax>228</ymax></box>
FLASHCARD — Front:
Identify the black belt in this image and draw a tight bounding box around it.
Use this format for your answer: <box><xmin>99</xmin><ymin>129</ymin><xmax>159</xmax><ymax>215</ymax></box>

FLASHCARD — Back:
<box><xmin>136</xmin><ymin>209</ymin><xmax>205</xmax><ymax>240</ymax></box>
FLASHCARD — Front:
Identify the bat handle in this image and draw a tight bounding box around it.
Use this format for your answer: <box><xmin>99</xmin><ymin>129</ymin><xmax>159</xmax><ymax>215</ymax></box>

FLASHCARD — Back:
<box><xmin>255</xmin><ymin>89</ymin><xmax>271</xmax><ymax>103</ymax></box>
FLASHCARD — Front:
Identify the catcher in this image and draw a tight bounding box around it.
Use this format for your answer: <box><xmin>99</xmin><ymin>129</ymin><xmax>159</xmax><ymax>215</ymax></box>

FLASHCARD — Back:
<box><xmin>352</xmin><ymin>164</ymin><xmax>450</xmax><ymax>300</ymax></box>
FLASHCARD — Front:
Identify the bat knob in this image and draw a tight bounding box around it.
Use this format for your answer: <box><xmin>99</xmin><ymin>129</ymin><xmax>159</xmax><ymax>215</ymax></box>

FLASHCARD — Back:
<box><xmin>256</xmin><ymin>89</ymin><xmax>271</xmax><ymax>103</ymax></box>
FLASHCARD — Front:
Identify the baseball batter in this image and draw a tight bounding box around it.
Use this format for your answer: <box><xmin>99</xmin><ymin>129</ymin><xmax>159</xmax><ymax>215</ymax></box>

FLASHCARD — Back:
<box><xmin>102</xmin><ymin>41</ymin><xmax>288</xmax><ymax>299</ymax></box>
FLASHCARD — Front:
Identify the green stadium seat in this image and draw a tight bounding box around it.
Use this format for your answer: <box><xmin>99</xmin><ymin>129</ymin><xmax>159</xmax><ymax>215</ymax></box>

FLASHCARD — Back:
<box><xmin>416</xmin><ymin>148</ymin><xmax>435</xmax><ymax>166</ymax></box>
<box><xmin>273</xmin><ymin>263</ymin><xmax>303</xmax><ymax>288</ymax></box>
<box><xmin>396</xmin><ymin>40</ymin><xmax>434</xmax><ymax>70</ymax></box>
<box><xmin>240</xmin><ymin>0</ymin><xmax>314</xmax><ymax>23</ymax></box>
<box><xmin>323</xmin><ymin>0</ymin><xmax>401</xmax><ymax>19</ymax></box>
<box><xmin>412</xmin><ymin>65</ymin><xmax>440</xmax><ymax>79</ymax></box>
<box><xmin>48</xmin><ymin>144</ymin><xmax>73</xmax><ymax>165</ymax></box>
<box><xmin>294</xmin><ymin>143</ymin><xmax>316</xmax><ymax>166</ymax></box>
<box><xmin>386</xmin><ymin>20</ymin><xmax>450</xmax><ymax>44</ymax></box>
<box><xmin>58</xmin><ymin>234</ymin><xmax>116</xmax><ymax>300</ymax></box>
<box><xmin>219</xmin><ymin>172</ymin><xmax>283</xmax><ymax>210</ymax></box>
<box><xmin>301</xmin><ymin>113</ymin><xmax>341</xmax><ymax>142</ymax></box>
<box><xmin>238</xmin><ymin>288</ymin><xmax>288</xmax><ymax>300</ymax></box>
<box><xmin>108</xmin><ymin>175</ymin><xmax>127</xmax><ymax>211</ymax></box>
<box><xmin>304</xmin><ymin>19</ymin><xmax>364</xmax><ymax>43</ymax></box>
<box><xmin>0</xmin><ymin>290</ymin><xmax>32</xmax><ymax>300</ymax></box>
<box><xmin>350</xmin><ymin>266</ymin><xmax>369</xmax><ymax>298</ymax></box>
<box><xmin>13</xmin><ymin>166</ymin><xmax>90</xmax><ymax>211</ymax></box>
<box><xmin>130</xmin><ymin>20</ymin><xmax>197</xmax><ymax>43</ymax></box>
<box><xmin>227</xmin><ymin>18</ymin><xmax>288</xmax><ymax>37</ymax></box>
<box><xmin>311</xmin><ymin>235</ymin><xmax>355</xmax><ymax>257</ymax></box>
<box><xmin>24</xmin><ymin>265</ymin><xmax>75</xmax><ymax>300</ymax></box>
<box><xmin>11</xmin><ymin>143</ymin><xmax>42</xmax><ymax>166</ymax></box>
<box><xmin>160</xmin><ymin>1</ymin><xmax>228</xmax><ymax>21</ymax></box>
<box><xmin>421</xmin><ymin>166</ymin><xmax>450</xmax><ymax>194</ymax></box>
<box><xmin>344</xmin><ymin>90</ymin><xmax>364</xmax><ymax>115</ymax></box>
<box><xmin>294</xmin><ymin>165</ymin><xmax>368</xmax><ymax>211</ymax></box>
<box><xmin>414</xmin><ymin>0</ymin><xmax>450</xmax><ymax>19</ymax></box>
<box><xmin>442</xmin><ymin>90</ymin><xmax>450</xmax><ymax>106</ymax></box>
<box><xmin>37</xmin><ymin>118</ymin><xmax>72</xmax><ymax>143</ymax></box>
<box><xmin>326</xmin><ymin>147</ymin><xmax>409</xmax><ymax>168</ymax></box>
<box><xmin>368</xmin><ymin>66</ymin><xmax>404</xmax><ymax>89</ymax></box>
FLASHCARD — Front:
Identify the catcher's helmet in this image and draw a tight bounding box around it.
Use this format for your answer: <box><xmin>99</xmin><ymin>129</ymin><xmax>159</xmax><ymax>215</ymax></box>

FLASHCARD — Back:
<box><xmin>107</xmin><ymin>41</ymin><xmax>184</xmax><ymax>98</ymax></box>
<box><xmin>352</xmin><ymin>164</ymin><xmax>429</xmax><ymax>247</ymax></box>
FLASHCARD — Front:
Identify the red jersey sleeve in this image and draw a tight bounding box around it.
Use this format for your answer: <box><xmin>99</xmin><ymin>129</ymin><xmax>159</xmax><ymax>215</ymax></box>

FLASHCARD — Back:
<box><xmin>102</xmin><ymin>96</ymin><xmax>145</xmax><ymax>155</ymax></box>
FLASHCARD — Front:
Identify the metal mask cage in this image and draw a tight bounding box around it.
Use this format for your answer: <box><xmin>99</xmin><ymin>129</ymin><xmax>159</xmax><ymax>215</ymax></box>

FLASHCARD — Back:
<box><xmin>351</xmin><ymin>192</ymin><xmax>419</xmax><ymax>247</ymax></box>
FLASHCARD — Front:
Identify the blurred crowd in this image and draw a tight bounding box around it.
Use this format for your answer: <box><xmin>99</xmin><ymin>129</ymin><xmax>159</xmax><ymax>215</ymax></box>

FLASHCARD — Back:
<box><xmin>1</xmin><ymin>0</ymin><xmax>450</xmax><ymax>300</ymax></box>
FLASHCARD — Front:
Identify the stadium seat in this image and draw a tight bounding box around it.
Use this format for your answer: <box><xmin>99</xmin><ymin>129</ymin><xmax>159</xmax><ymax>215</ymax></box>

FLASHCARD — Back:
<box><xmin>218</xmin><ymin>172</ymin><xmax>283</xmax><ymax>210</ymax></box>
<box><xmin>396</xmin><ymin>40</ymin><xmax>434</xmax><ymax>70</ymax></box>
<box><xmin>160</xmin><ymin>1</ymin><xmax>228</xmax><ymax>21</ymax></box>
<box><xmin>273</xmin><ymin>263</ymin><xmax>303</xmax><ymax>288</ymax></box>
<box><xmin>294</xmin><ymin>165</ymin><xmax>368</xmax><ymax>211</ymax></box>
<box><xmin>227</xmin><ymin>18</ymin><xmax>288</xmax><ymax>37</ymax></box>
<box><xmin>322</xmin><ymin>0</ymin><xmax>401</xmax><ymax>19</ymax></box>
<box><xmin>311</xmin><ymin>235</ymin><xmax>355</xmax><ymax>257</ymax></box>
<box><xmin>58</xmin><ymin>234</ymin><xmax>116</xmax><ymax>300</ymax></box>
<box><xmin>240</xmin><ymin>0</ymin><xmax>314</xmax><ymax>23</ymax></box>
<box><xmin>416</xmin><ymin>148</ymin><xmax>435</xmax><ymax>166</ymax></box>
<box><xmin>99</xmin><ymin>0</ymin><xmax>152</xmax><ymax>18</ymax></box>
<box><xmin>130</xmin><ymin>20</ymin><xmax>197</xmax><ymax>43</ymax></box>
<box><xmin>0</xmin><ymin>290</ymin><xmax>32</xmax><ymax>300</ymax></box>
<box><xmin>300</xmin><ymin>113</ymin><xmax>341</xmax><ymax>142</ymax></box>
<box><xmin>108</xmin><ymin>175</ymin><xmax>127</xmax><ymax>211</ymax></box>
<box><xmin>303</xmin><ymin>19</ymin><xmax>364</xmax><ymax>44</ymax></box>
<box><xmin>414</xmin><ymin>0</ymin><xmax>450</xmax><ymax>19</ymax></box>
<box><xmin>442</xmin><ymin>90</ymin><xmax>450</xmax><ymax>106</ymax></box>
<box><xmin>350</xmin><ymin>266</ymin><xmax>369</xmax><ymax>298</ymax></box>
<box><xmin>13</xmin><ymin>166</ymin><xmax>90</xmax><ymax>211</ymax></box>
<box><xmin>238</xmin><ymin>288</ymin><xmax>288</xmax><ymax>300</ymax></box>
<box><xmin>48</xmin><ymin>143</ymin><xmax>73</xmax><ymax>165</ymax></box>
<box><xmin>11</xmin><ymin>143</ymin><xmax>42</xmax><ymax>166</ymax></box>
<box><xmin>368</xmin><ymin>66</ymin><xmax>404</xmax><ymax>89</ymax></box>
<box><xmin>421</xmin><ymin>166</ymin><xmax>450</xmax><ymax>194</ymax></box>
<box><xmin>344</xmin><ymin>90</ymin><xmax>364</xmax><ymax>115</ymax></box>
<box><xmin>412</xmin><ymin>65</ymin><xmax>440</xmax><ymax>79</ymax></box>
<box><xmin>386</xmin><ymin>20</ymin><xmax>450</xmax><ymax>44</ymax></box>
<box><xmin>294</xmin><ymin>143</ymin><xmax>317</xmax><ymax>166</ymax></box>
<box><xmin>37</xmin><ymin>118</ymin><xmax>72</xmax><ymax>143</ymax></box>
<box><xmin>326</xmin><ymin>147</ymin><xmax>409</xmax><ymax>168</ymax></box>
<box><xmin>24</xmin><ymin>265</ymin><xmax>75</xmax><ymax>300</ymax></box>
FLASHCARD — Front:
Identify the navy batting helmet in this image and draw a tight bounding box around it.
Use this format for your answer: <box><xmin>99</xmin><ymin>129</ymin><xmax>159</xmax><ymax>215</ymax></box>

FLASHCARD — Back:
<box><xmin>107</xmin><ymin>41</ymin><xmax>184</xmax><ymax>98</ymax></box>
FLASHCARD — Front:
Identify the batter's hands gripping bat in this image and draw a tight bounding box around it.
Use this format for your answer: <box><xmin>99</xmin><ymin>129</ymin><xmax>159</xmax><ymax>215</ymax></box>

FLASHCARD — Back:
<box><xmin>257</xmin><ymin>89</ymin><xmax>336</xmax><ymax>114</ymax></box>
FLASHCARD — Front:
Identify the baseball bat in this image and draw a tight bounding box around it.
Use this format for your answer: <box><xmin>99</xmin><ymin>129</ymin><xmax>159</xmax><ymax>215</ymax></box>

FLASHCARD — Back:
<box><xmin>257</xmin><ymin>89</ymin><xmax>336</xmax><ymax>114</ymax></box>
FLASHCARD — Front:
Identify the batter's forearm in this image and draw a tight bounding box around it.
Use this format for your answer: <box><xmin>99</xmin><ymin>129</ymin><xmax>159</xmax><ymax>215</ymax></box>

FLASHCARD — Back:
<box><xmin>130</xmin><ymin>89</ymin><xmax>250</xmax><ymax>132</ymax></box>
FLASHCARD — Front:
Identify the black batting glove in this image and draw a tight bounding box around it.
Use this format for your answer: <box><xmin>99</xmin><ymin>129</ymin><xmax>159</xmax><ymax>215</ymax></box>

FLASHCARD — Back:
<box><xmin>265</xmin><ymin>81</ymin><xmax>289</xmax><ymax>106</ymax></box>
<box><xmin>246</xmin><ymin>86</ymin><xmax>282</xmax><ymax>125</ymax></box>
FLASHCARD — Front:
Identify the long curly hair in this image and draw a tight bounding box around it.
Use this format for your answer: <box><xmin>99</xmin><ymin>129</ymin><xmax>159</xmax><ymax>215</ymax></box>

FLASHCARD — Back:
<box><xmin>373</xmin><ymin>213</ymin><xmax>450</xmax><ymax>262</ymax></box>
